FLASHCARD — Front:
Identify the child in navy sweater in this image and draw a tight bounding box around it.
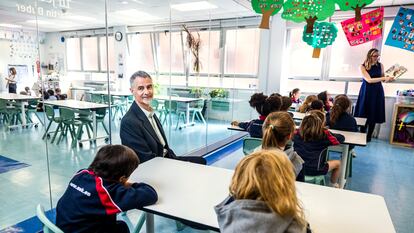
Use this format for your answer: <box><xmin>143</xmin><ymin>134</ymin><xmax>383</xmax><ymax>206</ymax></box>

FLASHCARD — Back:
<box><xmin>293</xmin><ymin>111</ymin><xmax>344</xmax><ymax>187</ymax></box>
<box><xmin>326</xmin><ymin>95</ymin><xmax>358</xmax><ymax>132</ymax></box>
<box><xmin>232</xmin><ymin>93</ymin><xmax>282</xmax><ymax>138</ymax></box>
<box><xmin>56</xmin><ymin>145</ymin><xmax>158</xmax><ymax>233</ymax></box>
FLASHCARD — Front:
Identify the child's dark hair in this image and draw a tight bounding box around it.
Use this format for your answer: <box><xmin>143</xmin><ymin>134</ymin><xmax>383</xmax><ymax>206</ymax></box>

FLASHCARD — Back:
<box><xmin>249</xmin><ymin>93</ymin><xmax>282</xmax><ymax>116</ymax></box>
<box><xmin>330</xmin><ymin>95</ymin><xmax>351</xmax><ymax>126</ymax></box>
<box><xmin>47</xmin><ymin>89</ymin><xmax>55</xmax><ymax>96</ymax></box>
<box><xmin>280</xmin><ymin>96</ymin><xmax>292</xmax><ymax>111</ymax></box>
<box><xmin>289</xmin><ymin>88</ymin><xmax>300</xmax><ymax>98</ymax></box>
<box><xmin>310</xmin><ymin>100</ymin><xmax>324</xmax><ymax>111</ymax></box>
<box><xmin>88</xmin><ymin>145</ymin><xmax>139</xmax><ymax>181</ymax></box>
<box><xmin>317</xmin><ymin>91</ymin><xmax>328</xmax><ymax>104</ymax></box>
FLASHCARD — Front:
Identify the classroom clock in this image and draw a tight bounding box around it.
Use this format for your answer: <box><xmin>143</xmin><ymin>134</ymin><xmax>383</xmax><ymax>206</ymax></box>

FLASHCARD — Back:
<box><xmin>115</xmin><ymin>31</ymin><xmax>123</xmax><ymax>41</ymax></box>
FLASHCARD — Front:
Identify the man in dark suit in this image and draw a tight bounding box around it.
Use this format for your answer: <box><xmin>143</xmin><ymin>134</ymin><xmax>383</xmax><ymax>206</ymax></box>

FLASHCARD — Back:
<box><xmin>120</xmin><ymin>71</ymin><xmax>206</xmax><ymax>165</ymax></box>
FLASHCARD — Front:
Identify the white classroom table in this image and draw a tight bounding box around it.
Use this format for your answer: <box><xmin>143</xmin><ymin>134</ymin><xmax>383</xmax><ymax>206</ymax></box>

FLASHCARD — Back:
<box><xmin>129</xmin><ymin>157</ymin><xmax>395</xmax><ymax>233</ymax></box>
<box><xmin>87</xmin><ymin>90</ymin><xmax>132</xmax><ymax>107</ymax></box>
<box><xmin>0</xmin><ymin>93</ymin><xmax>40</xmax><ymax>128</ymax></box>
<box><xmin>227</xmin><ymin>125</ymin><xmax>367</xmax><ymax>188</ymax></box>
<box><xmin>43</xmin><ymin>100</ymin><xmax>108</xmax><ymax>143</ymax></box>
<box><xmin>156</xmin><ymin>95</ymin><xmax>202</xmax><ymax>129</ymax></box>
<box><xmin>330</xmin><ymin>129</ymin><xmax>367</xmax><ymax>188</ymax></box>
<box><xmin>69</xmin><ymin>86</ymin><xmax>94</xmax><ymax>100</ymax></box>
<box><xmin>290</xmin><ymin>111</ymin><xmax>367</xmax><ymax>127</ymax></box>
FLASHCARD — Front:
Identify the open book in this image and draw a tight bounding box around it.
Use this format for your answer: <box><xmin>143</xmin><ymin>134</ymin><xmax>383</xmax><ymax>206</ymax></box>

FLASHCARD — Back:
<box><xmin>385</xmin><ymin>64</ymin><xmax>407</xmax><ymax>79</ymax></box>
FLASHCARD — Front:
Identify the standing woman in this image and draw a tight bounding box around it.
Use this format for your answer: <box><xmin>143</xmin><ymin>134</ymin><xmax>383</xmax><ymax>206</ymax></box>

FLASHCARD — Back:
<box><xmin>354</xmin><ymin>48</ymin><xmax>394</xmax><ymax>142</ymax></box>
<box><xmin>5</xmin><ymin>67</ymin><xmax>17</xmax><ymax>93</ymax></box>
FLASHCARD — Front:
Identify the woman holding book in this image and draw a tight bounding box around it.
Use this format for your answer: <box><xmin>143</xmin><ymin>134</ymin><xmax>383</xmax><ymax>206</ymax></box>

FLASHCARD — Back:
<box><xmin>354</xmin><ymin>48</ymin><xmax>394</xmax><ymax>142</ymax></box>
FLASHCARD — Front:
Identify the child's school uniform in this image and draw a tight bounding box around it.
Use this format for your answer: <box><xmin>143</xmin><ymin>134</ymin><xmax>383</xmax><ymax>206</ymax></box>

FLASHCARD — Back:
<box><xmin>56</xmin><ymin>169</ymin><xmax>158</xmax><ymax>233</ymax></box>
<box><xmin>291</xmin><ymin>97</ymin><xmax>301</xmax><ymax>104</ymax></box>
<box><xmin>238</xmin><ymin>115</ymin><xmax>266</xmax><ymax>138</ymax></box>
<box><xmin>215</xmin><ymin>196</ymin><xmax>306</xmax><ymax>233</ymax></box>
<box><xmin>326</xmin><ymin>112</ymin><xmax>358</xmax><ymax>132</ymax></box>
<box><xmin>292</xmin><ymin>130</ymin><xmax>345</xmax><ymax>176</ymax></box>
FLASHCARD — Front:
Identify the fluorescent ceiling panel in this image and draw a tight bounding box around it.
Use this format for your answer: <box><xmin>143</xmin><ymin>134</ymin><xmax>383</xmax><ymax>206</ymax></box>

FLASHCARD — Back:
<box><xmin>0</xmin><ymin>23</ymin><xmax>22</xmax><ymax>28</ymax></box>
<box><xmin>171</xmin><ymin>1</ymin><xmax>218</xmax><ymax>11</ymax></box>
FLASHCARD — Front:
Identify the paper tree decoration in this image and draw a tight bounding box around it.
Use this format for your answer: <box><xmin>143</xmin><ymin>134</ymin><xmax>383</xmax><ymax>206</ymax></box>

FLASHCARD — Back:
<box><xmin>336</xmin><ymin>0</ymin><xmax>375</xmax><ymax>21</ymax></box>
<box><xmin>385</xmin><ymin>7</ymin><xmax>414</xmax><ymax>53</ymax></box>
<box><xmin>251</xmin><ymin>0</ymin><xmax>284</xmax><ymax>29</ymax></box>
<box><xmin>341</xmin><ymin>7</ymin><xmax>384</xmax><ymax>46</ymax></box>
<box><xmin>303</xmin><ymin>22</ymin><xmax>338</xmax><ymax>58</ymax></box>
<box><xmin>282</xmin><ymin>0</ymin><xmax>336</xmax><ymax>33</ymax></box>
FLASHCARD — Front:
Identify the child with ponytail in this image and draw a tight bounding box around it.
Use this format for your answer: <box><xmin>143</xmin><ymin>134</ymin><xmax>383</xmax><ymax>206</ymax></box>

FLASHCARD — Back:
<box><xmin>262</xmin><ymin>112</ymin><xmax>305</xmax><ymax>181</ymax></box>
<box><xmin>215</xmin><ymin>150</ymin><xmax>309</xmax><ymax>233</ymax></box>
<box><xmin>326</xmin><ymin>95</ymin><xmax>358</xmax><ymax>132</ymax></box>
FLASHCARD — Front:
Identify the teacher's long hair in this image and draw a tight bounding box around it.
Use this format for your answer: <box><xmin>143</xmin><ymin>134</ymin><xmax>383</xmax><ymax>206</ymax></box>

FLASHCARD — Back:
<box><xmin>363</xmin><ymin>48</ymin><xmax>379</xmax><ymax>71</ymax></box>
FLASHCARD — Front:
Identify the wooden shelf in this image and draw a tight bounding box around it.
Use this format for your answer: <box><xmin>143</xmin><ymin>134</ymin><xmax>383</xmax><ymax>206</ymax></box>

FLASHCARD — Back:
<box><xmin>394</xmin><ymin>123</ymin><xmax>414</xmax><ymax>128</ymax></box>
<box><xmin>390</xmin><ymin>103</ymin><xmax>414</xmax><ymax>148</ymax></box>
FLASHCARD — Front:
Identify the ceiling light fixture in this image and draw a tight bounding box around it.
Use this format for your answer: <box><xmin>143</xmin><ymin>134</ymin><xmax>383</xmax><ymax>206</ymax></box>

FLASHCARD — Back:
<box><xmin>170</xmin><ymin>1</ymin><xmax>218</xmax><ymax>11</ymax></box>
<box><xmin>113</xmin><ymin>9</ymin><xmax>160</xmax><ymax>21</ymax></box>
<box><xmin>0</xmin><ymin>23</ymin><xmax>22</xmax><ymax>28</ymax></box>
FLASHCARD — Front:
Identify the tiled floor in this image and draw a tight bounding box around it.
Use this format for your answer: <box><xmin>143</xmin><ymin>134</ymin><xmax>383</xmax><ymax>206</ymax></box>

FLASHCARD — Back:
<box><xmin>0</xmin><ymin>114</ymin><xmax>413</xmax><ymax>233</ymax></box>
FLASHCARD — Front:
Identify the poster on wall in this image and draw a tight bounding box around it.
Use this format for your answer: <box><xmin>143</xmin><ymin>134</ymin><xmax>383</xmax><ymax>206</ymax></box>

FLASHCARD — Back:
<box><xmin>385</xmin><ymin>7</ymin><xmax>414</xmax><ymax>53</ymax></box>
<box><xmin>340</xmin><ymin>7</ymin><xmax>384</xmax><ymax>46</ymax></box>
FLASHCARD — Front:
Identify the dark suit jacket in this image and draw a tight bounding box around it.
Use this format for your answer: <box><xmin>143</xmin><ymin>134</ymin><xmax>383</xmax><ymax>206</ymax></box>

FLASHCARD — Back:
<box><xmin>120</xmin><ymin>101</ymin><xmax>176</xmax><ymax>163</ymax></box>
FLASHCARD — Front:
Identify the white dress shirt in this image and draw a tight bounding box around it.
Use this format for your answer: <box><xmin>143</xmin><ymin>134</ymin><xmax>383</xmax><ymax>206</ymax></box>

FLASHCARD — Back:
<box><xmin>139</xmin><ymin>105</ymin><xmax>167</xmax><ymax>156</ymax></box>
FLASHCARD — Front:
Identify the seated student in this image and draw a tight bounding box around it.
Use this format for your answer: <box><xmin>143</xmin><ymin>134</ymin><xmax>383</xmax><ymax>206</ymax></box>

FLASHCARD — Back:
<box><xmin>289</xmin><ymin>88</ymin><xmax>301</xmax><ymax>104</ymax></box>
<box><xmin>326</xmin><ymin>95</ymin><xmax>358</xmax><ymax>132</ymax></box>
<box><xmin>310</xmin><ymin>100</ymin><xmax>324</xmax><ymax>112</ymax></box>
<box><xmin>299</xmin><ymin>95</ymin><xmax>317</xmax><ymax>113</ymax></box>
<box><xmin>262</xmin><ymin>112</ymin><xmax>305</xmax><ymax>181</ymax></box>
<box><xmin>317</xmin><ymin>91</ymin><xmax>333</xmax><ymax>112</ymax></box>
<box><xmin>293</xmin><ymin>111</ymin><xmax>344</xmax><ymax>188</ymax></box>
<box><xmin>280</xmin><ymin>96</ymin><xmax>293</xmax><ymax>111</ymax></box>
<box><xmin>56</xmin><ymin>145</ymin><xmax>158</xmax><ymax>233</ymax></box>
<box><xmin>215</xmin><ymin>150</ymin><xmax>309</xmax><ymax>233</ymax></box>
<box><xmin>47</xmin><ymin>89</ymin><xmax>57</xmax><ymax>100</ymax></box>
<box><xmin>231</xmin><ymin>93</ymin><xmax>281</xmax><ymax>138</ymax></box>
<box><xmin>55</xmin><ymin>88</ymin><xmax>67</xmax><ymax>100</ymax></box>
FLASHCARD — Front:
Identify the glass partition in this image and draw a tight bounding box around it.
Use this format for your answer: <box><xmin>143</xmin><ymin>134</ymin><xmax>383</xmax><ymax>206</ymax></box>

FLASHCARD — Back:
<box><xmin>0</xmin><ymin>0</ymin><xmax>259</xmax><ymax>231</ymax></box>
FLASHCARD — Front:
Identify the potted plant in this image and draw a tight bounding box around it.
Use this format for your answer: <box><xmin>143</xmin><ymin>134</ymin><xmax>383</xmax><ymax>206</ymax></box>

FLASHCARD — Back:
<box><xmin>209</xmin><ymin>88</ymin><xmax>230</xmax><ymax>111</ymax></box>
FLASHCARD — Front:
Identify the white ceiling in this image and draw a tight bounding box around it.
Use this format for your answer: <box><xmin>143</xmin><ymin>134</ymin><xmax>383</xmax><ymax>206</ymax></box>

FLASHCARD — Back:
<box><xmin>0</xmin><ymin>0</ymin><xmax>413</xmax><ymax>32</ymax></box>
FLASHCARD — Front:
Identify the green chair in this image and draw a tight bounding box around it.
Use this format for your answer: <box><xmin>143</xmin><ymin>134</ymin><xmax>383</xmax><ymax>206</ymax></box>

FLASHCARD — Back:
<box><xmin>103</xmin><ymin>95</ymin><xmax>125</xmax><ymax>121</ymax></box>
<box><xmin>304</xmin><ymin>148</ymin><xmax>330</xmax><ymax>186</ymax></box>
<box><xmin>42</xmin><ymin>105</ymin><xmax>62</xmax><ymax>141</ymax></box>
<box><xmin>90</xmin><ymin>93</ymin><xmax>104</xmax><ymax>104</ymax></box>
<box><xmin>242</xmin><ymin>137</ymin><xmax>262</xmax><ymax>155</ymax></box>
<box><xmin>304</xmin><ymin>175</ymin><xmax>326</xmax><ymax>185</ymax></box>
<box><xmin>95</xmin><ymin>108</ymin><xmax>110</xmax><ymax>136</ymax></box>
<box><xmin>161</xmin><ymin>100</ymin><xmax>178</xmax><ymax>125</ymax></box>
<box><xmin>56</xmin><ymin>108</ymin><xmax>80</xmax><ymax>146</ymax></box>
<box><xmin>189</xmin><ymin>99</ymin><xmax>206</xmax><ymax>124</ymax></box>
<box><xmin>327</xmin><ymin>145</ymin><xmax>353</xmax><ymax>178</ymax></box>
<box><xmin>36</xmin><ymin>204</ymin><xmax>64</xmax><ymax>233</ymax></box>
<box><xmin>26</xmin><ymin>100</ymin><xmax>44</xmax><ymax>126</ymax></box>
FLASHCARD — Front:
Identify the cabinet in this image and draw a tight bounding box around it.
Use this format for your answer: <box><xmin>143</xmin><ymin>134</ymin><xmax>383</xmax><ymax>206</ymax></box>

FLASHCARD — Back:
<box><xmin>390</xmin><ymin>103</ymin><xmax>414</xmax><ymax>148</ymax></box>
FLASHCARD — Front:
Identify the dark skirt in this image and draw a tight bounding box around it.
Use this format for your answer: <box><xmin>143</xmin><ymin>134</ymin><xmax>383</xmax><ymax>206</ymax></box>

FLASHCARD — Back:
<box><xmin>354</xmin><ymin>80</ymin><xmax>386</xmax><ymax>124</ymax></box>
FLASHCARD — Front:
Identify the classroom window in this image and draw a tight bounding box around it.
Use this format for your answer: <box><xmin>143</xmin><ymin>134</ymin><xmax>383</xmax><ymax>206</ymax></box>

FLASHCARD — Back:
<box><xmin>380</xmin><ymin>20</ymin><xmax>414</xmax><ymax>80</ymax></box>
<box><xmin>192</xmin><ymin>30</ymin><xmax>221</xmax><ymax>74</ymax></box>
<box><xmin>158</xmin><ymin>32</ymin><xmax>184</xmax><ymax>73</ymax></box>
<box><xmin>99</xmin><ymin>36</ymin><xmax>115</xmax><ymax>72</ymax></box>
<box><xmin>328</xmin><ymin>24</ymin><xmax>374</xmax><ymax>78</ymax></box>
<box><xmin>66</xmin><ymin>38</ymin><xmax>81</xmax><ymax>70</ymax></box>
<box><xmin>225</xmin><ymin>28</ymin><xmax>260</xmax><ymax>75</ymax></box>
<box><xmin>127</xmin><ymin>33</ymin><xmax>155</xmax><ymax>75</ymax></box>
<box><xmin>82</xmin><ymin>37</ymin><xmax>99</xmax><ymax>71</ymax></box>
<box><xmin>286</xmin><ymin>28</ymin><xmax>324</xmax><ymax>78</ymax></box>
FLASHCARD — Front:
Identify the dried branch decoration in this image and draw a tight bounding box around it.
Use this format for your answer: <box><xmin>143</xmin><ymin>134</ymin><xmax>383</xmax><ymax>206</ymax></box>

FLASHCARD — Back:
<box><xmin>183</xmin><ymin>25</ymin><xmax>202</xmax><ymax>73</ymax></box>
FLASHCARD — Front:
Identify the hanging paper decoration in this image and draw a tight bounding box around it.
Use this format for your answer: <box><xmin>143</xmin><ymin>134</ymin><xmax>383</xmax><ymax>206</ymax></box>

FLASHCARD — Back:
<box><xmin>341</xmin><ymin>7</ymin><xmax>384</xmax><ymax>46</ymax></box>
<box><xmin>282</xmin><ymin>0</ymin><xmax>336</xmax><ymax>34</ymax></box>
<box><xmin>385</xmin><ymin>7</ymin><xmax>414</xmax><ymax>53</ymax></box>
<box><xmin>336</xmin><ymin>0</ymin><xmax>375</xmax><ymax>22</ymax></box>
<box><xmin>251</xmin><ymin>0</ymin><xmax>284</xmax><ymax>29</ymax></box>
<box><xmin>303</xmin><ymin>22</ymin><xmax>338</xmax><ymax>58</ymax></box>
